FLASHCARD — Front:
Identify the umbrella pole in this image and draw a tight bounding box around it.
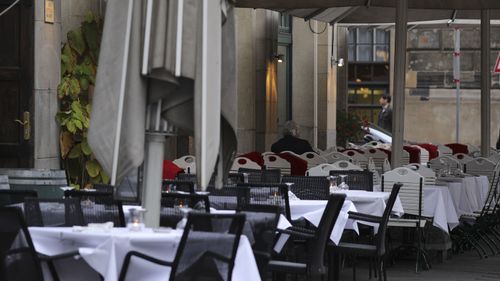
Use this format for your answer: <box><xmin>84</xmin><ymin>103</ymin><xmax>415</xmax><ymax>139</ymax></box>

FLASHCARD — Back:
<box><xmin>141</xmin><ymin>134</ymin><xmax>165</xmax><ymax>228</ymax></box>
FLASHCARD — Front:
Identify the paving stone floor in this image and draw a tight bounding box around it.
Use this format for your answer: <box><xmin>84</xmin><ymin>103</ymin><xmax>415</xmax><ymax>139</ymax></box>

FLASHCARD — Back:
<box><xmin>336</xmin><ymin>251</ymin><xmax>500</xmax><ymax>281</ymax></box>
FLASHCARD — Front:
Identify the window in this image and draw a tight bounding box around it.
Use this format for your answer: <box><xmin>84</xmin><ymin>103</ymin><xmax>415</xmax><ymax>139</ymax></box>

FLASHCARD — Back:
<box><xmin>348</xmin><ymin>28</ymin><xmax>390</xmax><ymax>62</ymax></box>
<box><xmin>347</xmin><ymin>27</ymin><xmax>390</xmax><ymax>124</ymax></box>
<box><xmin>407</xmin><ymin>27</ymin><xmax>500</xmax><ymax>90</ymax></box>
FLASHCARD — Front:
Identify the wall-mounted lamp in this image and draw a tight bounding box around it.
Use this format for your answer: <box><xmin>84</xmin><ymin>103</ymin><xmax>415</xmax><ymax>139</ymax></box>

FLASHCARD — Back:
<box><xmin>331</xmin><ymin>57</ymin><xmax>344</xmax><ymax>67</ymax></box>
<box><xmin>274</xmin><ymin>54</ymin><xmax>284</xmax><ymax>63</ymax></box>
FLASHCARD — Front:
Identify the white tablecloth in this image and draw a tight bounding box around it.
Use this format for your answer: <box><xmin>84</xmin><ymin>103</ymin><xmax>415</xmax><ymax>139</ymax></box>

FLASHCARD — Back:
<box><xmin>423</xmin><ymin>186</ymin><xmax>459</xmax><ymax>232</ymax></box>
<box><xmin>439</xmin><ymin>176</ymin><xmax>489</xmax><ymax>215</ymax></box>
<box><xmin>374</xmin><ymin>182</ymin><xmax>461</xmax><ymax>233</ymax></box>
<box><xmin>274</xmin><ymin>200</ymin><xmax>358</xmax><ymax>252</ymax></box>
<box><xmin>336</xmin><ymin>190</ymin><xmax>404</xmax><ymax>218</ymax></box>
<box><xmin>29</xmin><ymin>227</ymin><xmax>261</xmax><ymax>281</ymax></box>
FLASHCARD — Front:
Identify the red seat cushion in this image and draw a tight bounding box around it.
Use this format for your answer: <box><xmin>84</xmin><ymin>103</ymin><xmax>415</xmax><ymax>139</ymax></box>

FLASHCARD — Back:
<box><xmin>418</xmin><ymin>143</ymin><xmax>439</xmax><ymax>160</ymax></box>
<box><xmin>403</xmin><ymin>146</ymin><xmax>421</xmax><ymax>164</ymax></box>
<box><xmin>279</xmin><ymin>153</ymin><xmax>308</xmax><ymax>176</ymax></box>
<box><xmin>239</xmin><ymin>152</ymin><xmax>264</xmax><ymax>167</ymax></box>
<box><xmin>445</xmin><ymin>143</ymin><xmax>469</xmax><ymax>155</ymax></box>
<box><xmin>163</xmin><ymin>160</ymin><xmax>184</xmax><ymax>180</ymax></box>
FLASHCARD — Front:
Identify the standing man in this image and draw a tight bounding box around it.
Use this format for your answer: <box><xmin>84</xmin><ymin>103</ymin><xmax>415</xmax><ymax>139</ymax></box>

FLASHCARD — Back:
<box><xmin>378</xmin><ymin>94</ymin><xmax>392</xmax><ymax>132</ymax></box>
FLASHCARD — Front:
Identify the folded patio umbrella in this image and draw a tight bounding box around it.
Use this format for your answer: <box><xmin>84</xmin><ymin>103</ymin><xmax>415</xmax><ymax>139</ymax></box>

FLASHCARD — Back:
<box><xmin>89</xmin><ymin>0</ymin><xmax>237</xmax><ymax>191</ymax></box>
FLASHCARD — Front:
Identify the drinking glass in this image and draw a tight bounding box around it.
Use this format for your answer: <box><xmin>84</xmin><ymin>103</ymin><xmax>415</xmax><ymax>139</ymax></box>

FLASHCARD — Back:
<box><xmin>339</xmin><ymin>175</ymin><xmax>349</xmax><ymax>190</ymax></box>
<box><xmin>328</xmin><ymin>175</ymin><xmax>338</xmax><ymax>193</ymax></box>
<box><xmin>127</xmin><ymin>208</ymin><xmax>146</xmax><ymax>231</ymax></box>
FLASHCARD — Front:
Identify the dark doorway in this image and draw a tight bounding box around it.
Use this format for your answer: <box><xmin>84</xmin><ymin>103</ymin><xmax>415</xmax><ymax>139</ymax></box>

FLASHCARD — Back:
<box><xmin>0</xmin><ymin>0</ymin><xmax>33</xmax><ymax>167</ymax></box>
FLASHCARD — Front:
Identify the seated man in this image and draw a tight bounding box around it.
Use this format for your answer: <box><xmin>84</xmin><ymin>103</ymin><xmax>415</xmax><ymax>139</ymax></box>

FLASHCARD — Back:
<box><xmin>271</xmin><ymin>121</ymin><xmax>314</xmax><ymax>155</ymax></box>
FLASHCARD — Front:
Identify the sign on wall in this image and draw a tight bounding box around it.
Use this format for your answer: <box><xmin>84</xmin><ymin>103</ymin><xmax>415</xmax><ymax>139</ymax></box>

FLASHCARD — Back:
<box><xmin>45</xmin><ymin>0</ymin><xmax>54</xmax><ymax>24</ymax></box>
<box><xmin>494</xmin><ymin>53</ymin><xmax>500</xmax><ymax>74</ymax></box>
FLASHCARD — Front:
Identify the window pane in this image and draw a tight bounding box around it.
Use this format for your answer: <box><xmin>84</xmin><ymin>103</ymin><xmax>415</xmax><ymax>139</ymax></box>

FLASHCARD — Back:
<box><xmin>374</xmin><ymin>45</ymin><xmax>389</xmax><ymax>62</ymax></box>
<box><xmin>349</xmin><ymin>108</ymin><xmax>375</xmax><ymax>123</ymax></box>
<box><xmin>348</xmin><ymin>29</ymin><xmax>355</xmax><ymax>44</ymax></box>
<box><xmin>348</xmin><ymin>45</ymin><xmax>355</xmax><ymax>61</ymax></box>
<box><xmin>348</xmin><ymin>65</ymin><xmax>355</xmax><ymax>81</ymax></box>
<box><xmin>375</xmin><ymin>29</ymin><xmax>389</xmax><ymax>44</ymax></box>
<box><xmin>357</xmin><ymin>88</ymin><xmax>372</xmax><ymax>104</ymax></box>
<box><xmin>348</xmin><ymin>89</ymin><xmax>357</xmax><ymax>104</ymax></box>
<box><xmin>357</xmin><ymin>45</ymin><xmax>373</xmax><ymax>62</ymax></box>
<box><xmin>373</xmin><ymin>64</ymin><xmax>390</xmax><ymax>81</ymax></box>
<box><xmin>356</xmin><ymin>64</ymin><xmax>372</xmax><ymax>82</ymax></box>
<box><xmin>357</xmin><ymin>28</ymin><xmax>373</xmax><ymax>44</ymax></box>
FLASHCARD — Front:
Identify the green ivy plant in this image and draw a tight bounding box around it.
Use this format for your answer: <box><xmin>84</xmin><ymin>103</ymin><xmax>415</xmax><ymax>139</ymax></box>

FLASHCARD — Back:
<box><xmin>56</xmin><ymin>13</ymin><xmax>108</xmax><ymax>189</ymax></box>
<box><xmin>336</xmin><ymin>110</ymin><xmax>364</xmax><ymax>148</ymax></box>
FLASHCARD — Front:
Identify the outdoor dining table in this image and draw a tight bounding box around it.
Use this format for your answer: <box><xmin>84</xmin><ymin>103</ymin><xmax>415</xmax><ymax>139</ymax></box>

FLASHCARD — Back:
<box><xmin>373</xmin><ymin>184</ymin><xmax>459</xmax><ymax>233</ymax></box>
<box><xmin>29</xmin><ymin>227</ymin><xmax>261</xmax><ymax>281</ymax></box>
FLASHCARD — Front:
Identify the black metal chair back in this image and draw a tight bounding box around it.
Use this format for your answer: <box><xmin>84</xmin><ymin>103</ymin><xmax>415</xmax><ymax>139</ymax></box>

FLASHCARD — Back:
<box><xmin>377</xmin><ymin>183</ymin><xmax>402</xmax><ymax>256</ymax></box>
<box><xmin>64</xmin><ymin>190</ymin><xmax>126</xmax><ymax>227</ymax></box>
<box><xmin>239</xmin><ymin>204</ymin><xmax>280</xmax><ymax>280</ymax></box>
<box><xmin>0</xmin><ymin>207</ymin><xmax>44</xmax><ymax>281</ymax></box>
<box><xmin>162</xmin><ymin>180</ymin><xmax>195</xmax><ymax>193</ymax></box>
<box><xmin>23</xmin><ymin>197</ymin><xmax>84</xmax><ymax>227</ymax></box>
<box><xmin>282</xmin><ymin>176</ymin><xmax>329</xmax><ymax>200</ymax></box>
<box><xmin>160</xmin><ymin>193</ymin><xmax>210</xmax><ymax>228</ymax></box>
<box><xmin>206</xmin><ymin>186</ymin><xmax>250</xmax><ymax>210</ymax></box>
<box><xmin>309</xmin><ymin>194</ymin><xmax>346</xmax><ymax>276</ymax></box>
<box><xmin>330</xmin><ymin>170</ymin><xmax>374</xmax><ymax>191</ymax></box>
<box><xmin>238</xmin><ymin>168</ymin><xmax>281</xmax><ymax>183</ymax></box>
<box><xmin>0</xmin><ymin>189</ymin><xmax>38</xmax><ymax>207</ymax></box>
<box><xmin>171</xmin><ymin>213</ymin><xmax>246</xmax><ymax>281</ymax></box>
<box><xmin>237</xmin><ymin>183</ymin><xmax>291</xmax><ymax>220</ymax></box>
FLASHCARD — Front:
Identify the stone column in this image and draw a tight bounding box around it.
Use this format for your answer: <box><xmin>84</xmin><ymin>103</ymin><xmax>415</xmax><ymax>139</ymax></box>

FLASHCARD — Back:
<box><xmin>33</xmin><ymin>0</ymin><xmax>62</xmax><ymax>169</ymax></box>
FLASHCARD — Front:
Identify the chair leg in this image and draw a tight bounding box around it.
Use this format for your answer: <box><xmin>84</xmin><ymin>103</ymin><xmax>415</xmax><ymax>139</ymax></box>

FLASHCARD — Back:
<box><xmin>47</xmin><ymin>260</ymin><xmax>61</xmax><ymax>281</ymax></box>
<box><xmin>352</xmin><ymin>255</ymin><xmax>357</xmax><ymax>281</ymax></box>
<box><xmin>382</xmin><ymin>258</ymin><xmax>387</xmax><ymax>281</ymax></box>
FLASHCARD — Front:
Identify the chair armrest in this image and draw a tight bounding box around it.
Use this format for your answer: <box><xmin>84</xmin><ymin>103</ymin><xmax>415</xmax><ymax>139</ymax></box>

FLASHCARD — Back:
<box><xmin>287</xmin><ymin>226</ymin><xmax>316</xmax><ymax>235</ymax></box>
<box><xmin>119</xmin><ymin>251</ymin><xmax>173</xmax><ymax>281</ymax></box>
<box><xmin>126</xmin><ymin>251</ymin><xmax>173</xmax><ymax>267</ymax></box>
<box><xmin>348</xmin><ymin>211</ymin><xmax>382</xmax><ymax>223</ymax></box>
<box><xmin>277</xmin><ymin>228</ymin><xmax>315</xmax><ymax>239</ymax></box>
<box><xmin>39</xmin><ymin>251</ymin><xmax>80</xmax><ymax>261</ymax></box>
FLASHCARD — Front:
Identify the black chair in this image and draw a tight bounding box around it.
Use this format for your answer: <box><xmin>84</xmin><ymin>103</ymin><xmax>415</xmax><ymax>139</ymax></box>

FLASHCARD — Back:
<box><xmin>330</xmin><ymin>170</ymin><xmax>374</xmax><ymax>191</ymax></box>
<box><xmin>267</xmin><ymin>194</ymin><xmax>346</xmax><ymax>281</ymax></box>
<box><xmin>118</xmin><ymin>213</ymin><xmax>246</xmax><ymax>281</ymax></box>
<box><xmin>93</xmin><ymin>184</ymin><xmax>114</xmax><ymax>193</ymax></box>
<box><xmin>238</xmin><ymin>168</ymin><xmax>282</xmax><ymax>183</ymax></box>
<box><xmin>23</xmin><ymin>197</ymin><xmax>85</xmax><ymax>227</ymax></box>
<box><xmin>329</xmin><ymin>183</ymin><xmax>402</xmax><ymax>281</ymax></box>
<box><xmin>282</xmin><ymin>176</ymin><xmax>329</xmax><ymax>200</ymax></box>
<box><xmin>0</xmin><ymin>189</ymin><xmax>38</xmax><ymax>207</ymax></box>
<box><xmin>160</xmin><ymin>193</ymin><xmax>210</xmax><ymax>228</ymax></box>
<box><xmin>239</xmin><ymin>204</ymin><xmax>280</xmax><ymax>280</ymax></box>
<box><xmin>162</xmin><ymin>180</ymin><xmax>196</xmax><ymax>193</ymax></box>
<box><xmin>207</xmin><ymin>186</ymin><xmax>250</xmax><ymax>210</ymax></box>
<box><xmin>237</xmin><ymin>183</ymin><xmax>291</xmax><ymax>221</ymax></box>
<box><xmin>0</xmin><ymin>207</ymin><xmax>77</xmax><ymax>281</ymax></box>
<box><xmin>64</xmin><ymin>190</ymin><xmax>126</xmax><ymax>227</ymax></box>
<box><xmin>175</xmin><ymin>173</ymin><xmax>246</xmax><ymax>187</ymax></box>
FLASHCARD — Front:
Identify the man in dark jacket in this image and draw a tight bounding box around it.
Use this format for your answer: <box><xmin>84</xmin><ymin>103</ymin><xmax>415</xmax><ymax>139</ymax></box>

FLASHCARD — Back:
<box><xmin>377</xmin><ymin>94</ymin><xmax>392</xmax><ymax>132</ymax></box>
<box><xmin>271</xmin><ymin>121</ymin><xmax>314</xmax><ymax>155</ymax></box>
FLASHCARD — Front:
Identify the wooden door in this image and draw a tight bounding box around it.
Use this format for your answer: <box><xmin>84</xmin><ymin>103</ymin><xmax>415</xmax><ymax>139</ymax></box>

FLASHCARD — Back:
<box><xmin>0</xmin><ymin>0</ymin><xmax>33</xmax><ymax>167</ymax></box>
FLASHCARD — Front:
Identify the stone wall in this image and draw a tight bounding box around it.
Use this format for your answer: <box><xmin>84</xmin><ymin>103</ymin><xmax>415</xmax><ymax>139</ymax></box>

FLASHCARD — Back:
<box><xmin>405</xmin><ymin>89</ymin><xmax>500</xmax><ymax>146</ymax></box>
<box><xmin>33</xmin><ymin>0</ymin><xmax>104</xmax><ymax>168</ymax></box>
<box><xmin>61</xmin><ymin>0</ymin><xmax>104</xmax><ymax>40</ymax></box>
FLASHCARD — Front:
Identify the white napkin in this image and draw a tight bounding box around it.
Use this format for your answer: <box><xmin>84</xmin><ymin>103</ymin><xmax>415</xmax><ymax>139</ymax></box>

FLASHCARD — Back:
<box><xmin>73</xmin><ymin>222</ymin><xmax>114</xmax><ymax>232</ymax></box>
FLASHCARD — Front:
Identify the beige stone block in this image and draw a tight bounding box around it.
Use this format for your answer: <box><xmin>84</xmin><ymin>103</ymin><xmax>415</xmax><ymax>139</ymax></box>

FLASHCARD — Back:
<box><xmin>34</xmin><ymin>21</ymin><xmax>61</xmax><ymax>90</ymax></box>
<box><xmin>35</xmin><ymin>0</ymin><xmax>62</xmax><ymax>23</ymax></box>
